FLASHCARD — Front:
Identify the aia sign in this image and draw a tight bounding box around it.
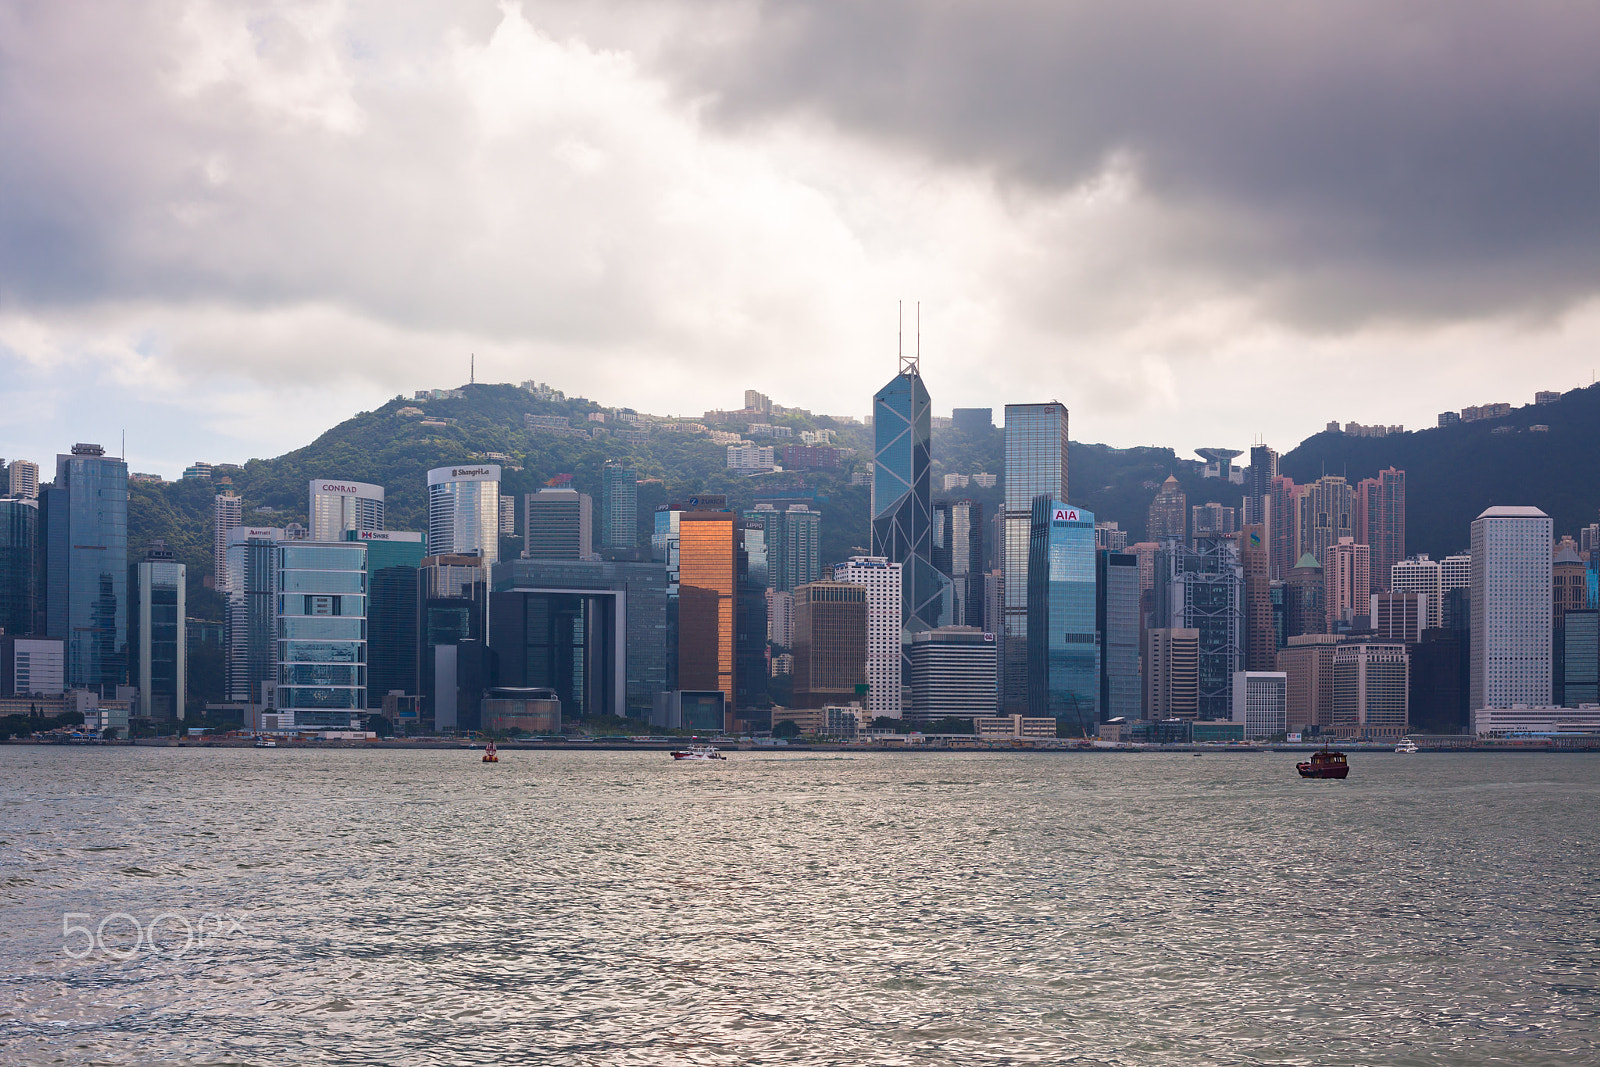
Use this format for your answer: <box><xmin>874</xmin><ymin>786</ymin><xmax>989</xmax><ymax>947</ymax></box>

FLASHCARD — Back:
<box><xmin>1052</xmin><ymin>508</ymin><xmax>1081</xmax><ymax>523</ymax></box>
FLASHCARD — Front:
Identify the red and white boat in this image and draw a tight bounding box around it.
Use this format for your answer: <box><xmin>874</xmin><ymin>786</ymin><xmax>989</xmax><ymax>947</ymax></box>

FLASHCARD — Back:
<box><xmin>670</xmin><ymin>744</ymin><xmax>726</xmax><ymax>761</ymax></box>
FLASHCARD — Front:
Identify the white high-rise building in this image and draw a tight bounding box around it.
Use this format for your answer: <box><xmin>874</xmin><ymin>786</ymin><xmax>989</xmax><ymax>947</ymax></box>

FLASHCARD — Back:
<box><xmin>7</xmin><ymin>459</ymin><xmax>39</xmax><ymax>499</ymax></box>
<box><xmin>309</xmin><ymin>479</ymin><xmax>385</xmax><ymax>542</ymax></box>
<box><xmin>1470</xmin><ymin>506</ymin><xmax>1552</xmax><ymax>712</ymax></box>
<box><xmin>213</xmin><ymin>492</ymin><xmax>242</xmax><ymax>594</ymax></box>
<box><xmin>1231</xmin><ymin>671</ymin><xmax>1287</xmax><ymax>740</ymax></box>
<box><xmin>1391</xmin><ymin>556</ymin><xmax>1444</xmax><ymax>630</ymax></box>
<box><xmin>833</xmin><ymin>556</ymin><xmax>903</xmax><ymax>719</ymax></box>
<box><xmin>1441</xmin><ymin>554</ymin><xmax>1472</xmax><ymax>593</ymax></box>
<box><xmin>427</xmin><ymin>464</ymin><xmax>501</xmax><ymax>565</ymax></box>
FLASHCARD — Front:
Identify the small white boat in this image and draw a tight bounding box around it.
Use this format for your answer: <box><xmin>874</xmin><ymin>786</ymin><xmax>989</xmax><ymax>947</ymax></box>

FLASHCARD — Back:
<box><xmin>1395</xmin><ymin>737</ymin><xmax>1419</xmax><ymax>754</ymax></box>
<box><xmin>253</xmin><ymin>739</ymin><xmax>278</xmax><ymax>748</ymax></box>
<box><xmin>670</xmin><ymin>744</ymin><xmax>726</xmax><ymax>761</ymax></box>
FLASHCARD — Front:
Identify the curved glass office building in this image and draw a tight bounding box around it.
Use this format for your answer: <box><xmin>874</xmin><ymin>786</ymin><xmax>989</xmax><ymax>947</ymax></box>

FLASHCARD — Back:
<box><xmin>1027</xmin><ymin>499</ymin><xmax>1100</xmax><ymax>733</ymax></box>
<box><xmin>427</xmin><ymin>465</ymin><xmax>501</xmax><ymax>565</ymax></box>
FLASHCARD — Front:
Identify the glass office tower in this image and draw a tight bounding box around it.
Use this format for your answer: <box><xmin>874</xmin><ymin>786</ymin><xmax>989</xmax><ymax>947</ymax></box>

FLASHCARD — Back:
<box><xmin>873</xmin><ymin>361</ymin><xmax>951</xmax><ymax>682</ymax></box>
<box><xmin>129</xmin><ymin>541</ymin><xmax>185</xmax><ymax>720</ymax></box>
<box><xmin>44</xmin><ymin>444</ymin><xmax>128</xmax><ymax>691</ymax></box>
<box><xmin>1027</xmin><ymin>500</ymin><xmax>1099</xmax><ymax>732</ymax></box>
<box><xmin>0</xmin><ymin>496</ymin><xmax>39</xmax><ymax>636</ymax></box>
<box><xmin>677</xmin><ymin>512</ymin><xmax>737</xmax><ymax>708</ymax></box>
<box><xmin>601</xmin><ymin>462</ymin><xmax>638</xmax><ymax>551</ymax></box>
<box><xmin>427</xmin><ymin>464</ymin><xmax>501</xmax><ymax>565</ymax></box>
<box><xmin>352</xmin><ymin>531</ymin><xmax>425</xmax><ymax>705</ymax></box>
<box><xmin>309</xmin><ymin>479</ymin><xmax>385</xmax><ymax>542</ymax></box>
<box><xmin>1002</xmin><ymin>404</ymin><xmax>1069</xmax><ymax>712</ymax></box>
<box><xmin>276</xmin><ymin>540</ymin><xmax>367</xmax><ymax>729</ymax></box>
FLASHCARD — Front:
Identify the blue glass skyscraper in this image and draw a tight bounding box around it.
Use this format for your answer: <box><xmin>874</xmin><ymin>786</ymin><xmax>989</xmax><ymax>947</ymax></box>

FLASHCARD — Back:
<box><xmin>1027</xmin><ymin>499</ymin><xmax>1099</xmax><ymax>733</ymax></box>
<box><xmin>0</xmin><ymin>497</ymin><xmax>39</xmax><ymax>636</ymax></box>
<box><xmin>1002</xmin><ymin>403</ymin><xmax>1069</xmax><ymax>711</ymax></box>
<box><xmin>873</xmin><ymin>353</ymin><xmax>950</xmax><ymax>677</ymax></box>
<box><xmin>43</xmin><ymin>444</ymin><xmax>128</xmax><ymax>691</ymax></box>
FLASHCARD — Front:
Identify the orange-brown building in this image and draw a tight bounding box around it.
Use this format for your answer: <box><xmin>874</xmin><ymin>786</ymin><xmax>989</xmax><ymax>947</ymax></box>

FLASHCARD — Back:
<box><xmin>677</xmin><ymin>512</ymin><xmax>738</xmax><ymax>717</ymax></box>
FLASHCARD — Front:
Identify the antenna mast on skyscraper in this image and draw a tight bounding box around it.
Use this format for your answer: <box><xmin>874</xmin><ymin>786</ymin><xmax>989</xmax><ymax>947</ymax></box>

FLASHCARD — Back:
<box><xmin>900</xmin><ymin>300</ymin><xmax>919</xmax><ymax>377</ymax></box>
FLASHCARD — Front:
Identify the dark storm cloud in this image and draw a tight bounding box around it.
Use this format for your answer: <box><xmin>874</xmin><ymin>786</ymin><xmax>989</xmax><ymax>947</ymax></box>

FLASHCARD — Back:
<box><xmin>675</xmin><ymin>0</ymin><xmax>1600</xmax><ymax>326</ymax></box>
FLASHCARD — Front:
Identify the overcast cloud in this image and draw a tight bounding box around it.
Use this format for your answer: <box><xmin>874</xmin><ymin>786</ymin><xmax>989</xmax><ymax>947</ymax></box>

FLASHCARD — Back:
<box><xmin>1</xmin><ymin>1</ymin><xmax>1597</xmax><ymax>477</ymax></box>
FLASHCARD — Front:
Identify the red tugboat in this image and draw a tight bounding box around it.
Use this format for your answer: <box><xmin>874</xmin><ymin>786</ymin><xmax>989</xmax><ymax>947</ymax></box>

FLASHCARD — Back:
<box><xmin>1297</xmin><ymin>745</ymin><xmax>1348</xmax><ymax>779</ymax></box>
<box><xmin>482</xmin><ymin>741</ymin><xmax>499</xmax><ymax>763</ymax></box>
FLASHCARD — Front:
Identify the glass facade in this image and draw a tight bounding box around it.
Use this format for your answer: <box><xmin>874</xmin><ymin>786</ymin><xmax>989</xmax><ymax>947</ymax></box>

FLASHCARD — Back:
<box><xmin>601</xmin><ymin>462</ymin><xmax>638</xmax><ymax>550</ymax></box>
<box><xmin>1002</xmin><ymin>404</ymin><xmax>1069</xmax><ymax>711</ymax></box>
<box><xmin>44</xmin><ymin>448</ymin><xmax>129</xmax><ymax>691</ymax></box>
<box><xmin>1153</xmin><ymin>537</ymin><xmax>1245</xmax><ymax>720</ymax></box>
<box><xmin>129</xmin><ymin>547</ymin><xmax>185</xmax><ymax>720</ymax></box>
<box><xmin>1098</xmin><ymin>551</ymin><xmax>1140</xmax><ymax>722</ymax></box>
<box><xmin>874</xmin><ymin>367</ymin><xmax>951</xmax><ymax>685</ymax></box>
<box><xmin>0</xmin><ymin>497</ymin><xmax>39</xmax><ymax>636</ymax></box>
<box><xmin>427</xmin><ymin>465</ymin><xmax>500</xmax><ymax>565</ymax></box>
<box><xmin>492</xmin><ymin>559</ymin><xmax>668</xmax><ymax>718</ymax></box>
<box><xmin>356</xmin><ymin>533</ymin><xmax>426</xmax><ymax>703</ymax></box>
<box><xmin>276</xmin><ymin>542</ymin><xmax>367</xmax><ymax>719</ymax></box>
<box><xmin>677</xmin><ymin>514</ymin><xmax>737</xmax><ymax>707</ymax></box>
<box><xmin>1027</xmin><ymin>499</ymin><xmax>1099</xmax><ymax>732</ymax></box>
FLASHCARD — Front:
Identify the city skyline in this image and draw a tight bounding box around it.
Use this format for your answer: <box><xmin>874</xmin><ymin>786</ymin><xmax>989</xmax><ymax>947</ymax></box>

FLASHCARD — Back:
<box><xmin>5</xmin><ymin>4</ymin><xmax>1600</xmax><ymax>475</ymax></box>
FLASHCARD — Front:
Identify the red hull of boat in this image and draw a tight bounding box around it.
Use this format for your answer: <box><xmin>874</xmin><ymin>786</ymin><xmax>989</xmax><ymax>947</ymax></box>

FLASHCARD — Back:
<box><xmin>1297</xmin><ymin>763</ymin><xmax>1348</xmax><ymax>779</ymax></box>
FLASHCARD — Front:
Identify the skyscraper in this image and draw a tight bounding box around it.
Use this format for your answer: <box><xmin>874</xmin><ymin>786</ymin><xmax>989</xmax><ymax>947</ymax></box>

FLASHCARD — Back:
<box><xmin>275</xmin><ymin>538</ymin><xmax>367</xmax><ymax>729</ymax></box>
<box><xmin>783</xmin><ymin>505</ymin><xmax>823</xmax><ymax>590</ymax></box>
<box><xmin>128</xmin><ymin>540</ymin><xmax>185</xmax><ymax>720</ymax></box>
<box><xmin>354</xmin><ymin>531</ymin><xmax>426</xmax><ymax>707</ymax></box>
<box><xmin>1356</xmin><ymin>468</ymin><xmax>1405</xmax><ymax>594</ymax></box>
<box><xmin>1244</xmin><ymin>445</ymin><xmax>1278</xmax><ymax>528</ymax></box>
<box><xmin>1286</xmin><ymin>553</ymin><xmax>1326</xmax><ymax>637</ymax></box>
<box><xmin>225</xmin><ymin>526</ymin><xmax>283</xmax><ymax>705</ymax></box>
<box><xmin>43</xmin><ymin>444</ymin><xmax>128</xmax><ymax>691</ymax></box>
<box><xmin>1297</xmin><ymin>475</ymin><xmax>1356</xmax><ymax>566</ymax></box>
<box><xmin>1323</xmin><ymin>537</ymin><xmax>1372</xmax><ymax>630</ymax></box>
<box><xmin>427</xmin><ymin>464</ymin><xmax>501</xmax><ymax>565</ymax></box>
<box><xmin>1240</xmin><ymin>524</ymin><xmax>1275</xmax><ymax>669</ymax></box>
<box><xmin>309</xmin><ymin>479</ymin><xmax>385</xmax><ymax>542</ymax></box>
<box><xmin>0</xmin><ymin>496</ymin><xmax>39</xmax><ymax>636</ymax></box>
<box><xmin>677</xmin><ymin>511</ymin><xmax>738</xmax><ymax>711</ymax></box>
<box><xmin>8</xmin><ymin>459</ymin><xmax>39</xmax><ymax>499</ymax></box>
<box><xmin>524</xmin><ymin>488</ymin><xmax>595</xmax><ymax>561</ymax></box>
<box><xmin>1143</xmin><ymin>627</ymin><xmax>1199</xmax><ymax>719</ymax></box>
<box><xmin>833</xmin><ymin>556</ymin><xmax>903</xmax><ymax>720</ymax></box>
<box><xmin>213</xmin><ymin>491</ymin><xmax>242</xmax><ymax>594</ymax></box>
<box><xmin>1470</xmin><ymin>506</ymin><xmax>1552</xmax><ymax>711</ymax></box>
<box><xmin>601</xmin><ymin>461</ymin><xmax>638</xmax><ymax>551</ymax></box>
<box><xmin>1027</xmin><ymin>500</ymin><xmax>1099</xmax><ymax>732</ymax></box>
<box><xmin>1097</xmin><ymin>549</ymin><xmax>1141</xmax><ymax>722</ymax></box>
<box><xmin>1153</xmin><ymin>536</ymin><xmax>1243</xmax><ymax>720</ymax></box>
<box><xmin>1267</xmin><ymin>475</ymin><xmax>1299</xmax><ymax>579</ymax></box>
<box><xmin>933</xmin><ymin>499</ymin><xmax>985</xmax><ymax>628</ymax></box>
<box><xmin>1001</xmin><ymin>402</ymin><xmax>1069</xmax><ymax>712</ymax></box>
<box><xmin>1190</xmin><ymin>502</ymin><xmax>1237</xmax><ymax>544</ymax></box>
<box><xmin>1391</xmin><ymin>555</ymin><xmax>1444</xmax><ymax>630</ymax></box>
<box><xmin>873</xmin><ymin>355</ymin><xmax>950</xmax><ymax>663</ymax></box>
<box><xmin>1146</xmin><ymin>475</ymin><xmax>1187</xmax><ymax>543</ymax></box>
<box><xmin>792</xmin><ymin>580</ymin><xmax>867</xmax><ymax>708</ymax></box>
<box><xmin>909</xmin><ymin>627</ymin><xmax>998</xmax><ymax>721</ymax></box>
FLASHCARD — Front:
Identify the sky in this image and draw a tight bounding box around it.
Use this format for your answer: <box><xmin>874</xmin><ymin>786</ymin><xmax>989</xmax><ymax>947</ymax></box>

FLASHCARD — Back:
<box><xmin>3</xmin><ymin>1</ymin><xmax>1598</xmax><ymax>479</ymax></box>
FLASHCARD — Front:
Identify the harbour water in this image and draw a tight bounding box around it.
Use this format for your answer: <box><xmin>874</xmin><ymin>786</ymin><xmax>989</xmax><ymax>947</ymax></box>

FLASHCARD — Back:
<box><xmin>2</xmin><ymin>747</ymin><xmax>1598</xmax><ymax>1065</ymax></box>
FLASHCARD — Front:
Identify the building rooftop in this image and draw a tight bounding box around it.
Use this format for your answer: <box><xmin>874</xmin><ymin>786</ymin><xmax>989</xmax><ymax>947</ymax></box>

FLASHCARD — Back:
<box><xmin>1475</xmin><ymin>506</ymin><xmax>1549</xmax><ymax>520</ymax></box>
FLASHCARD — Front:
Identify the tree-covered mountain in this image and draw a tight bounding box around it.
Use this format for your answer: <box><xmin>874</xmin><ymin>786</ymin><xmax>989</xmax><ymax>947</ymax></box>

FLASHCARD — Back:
<box><xmin>132</xmin><ymin>380</ymin><xmax>1597</xmax><ymax>614</ymax></box>
<box><xmin>1280</xmin><ymin>384</ymin><xmax>1600</xmax><ymax>558</ymax></box>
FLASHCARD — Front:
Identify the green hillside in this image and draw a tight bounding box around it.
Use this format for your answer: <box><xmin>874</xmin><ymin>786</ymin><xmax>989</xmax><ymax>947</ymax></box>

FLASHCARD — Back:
<box><xmin>131</xmin><ymin>384</ymin><xmax>1245</xmax><ymax>616</ymax></box>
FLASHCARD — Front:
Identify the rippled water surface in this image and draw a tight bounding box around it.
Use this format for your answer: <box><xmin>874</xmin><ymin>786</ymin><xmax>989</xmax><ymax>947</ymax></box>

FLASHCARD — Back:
<box><xmin>2</xmin><ymin>747</ymin><xmax>1599</xmax><ymax>1065</ymax></box>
